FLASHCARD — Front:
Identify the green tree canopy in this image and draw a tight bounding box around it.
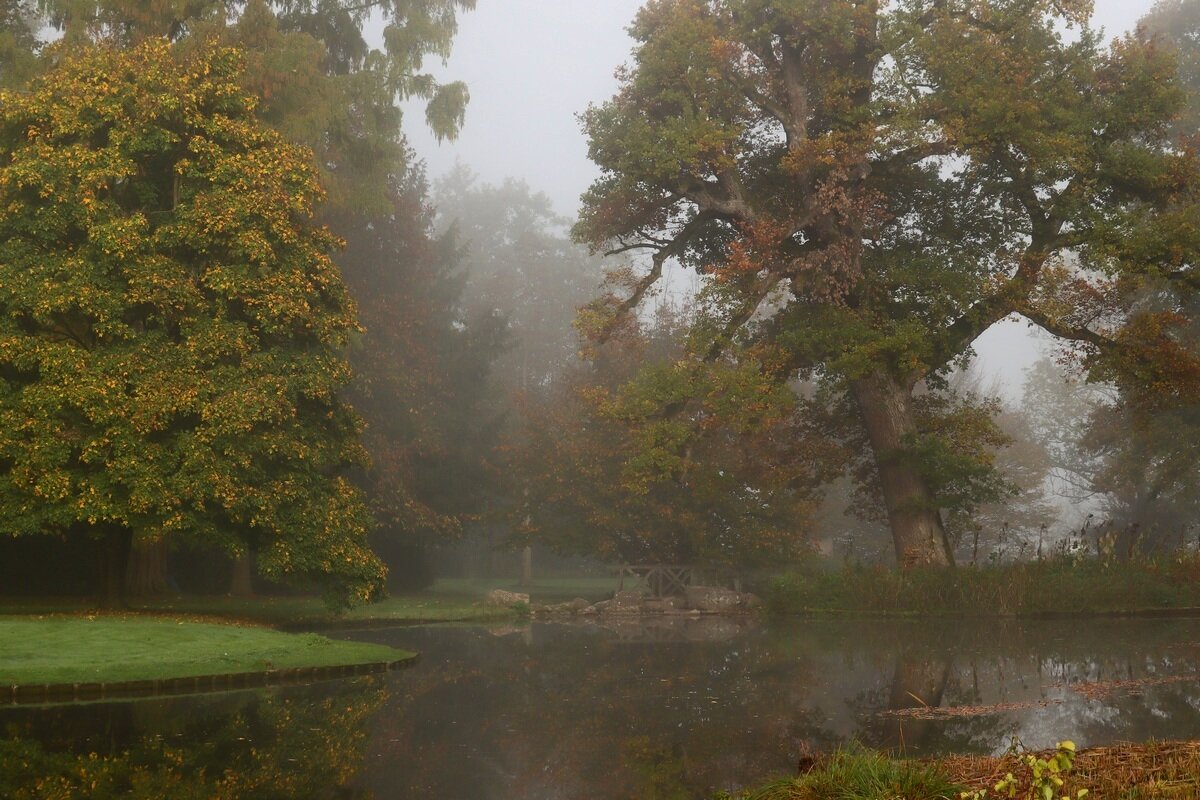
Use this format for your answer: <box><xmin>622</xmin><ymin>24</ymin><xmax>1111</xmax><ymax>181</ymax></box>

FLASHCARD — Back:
<box><xmin>5</xmin><ymin>0</ymin><xmax>497</xmax><ymax>592</ymax></box>
<box><xmin>576</xmin><ymin>0</ymin><xmax>1200</xmax><ymax>567</ymax></box>
<box><xmin>0</xmin><ymin>39</ymin><xmax>383</xmax><ymax>605</ymax></box>
<box><xmin>26</xmin><ymin>0</ymin><xmax>476</xmax><ymax>209</ymax></box>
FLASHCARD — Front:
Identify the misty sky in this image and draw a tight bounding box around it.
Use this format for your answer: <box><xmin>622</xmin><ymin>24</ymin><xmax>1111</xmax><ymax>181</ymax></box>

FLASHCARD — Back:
<box><xmin>400</xmin><ymin>0</ymin><xmax>1162</xmax><ymax>398</ymax></box>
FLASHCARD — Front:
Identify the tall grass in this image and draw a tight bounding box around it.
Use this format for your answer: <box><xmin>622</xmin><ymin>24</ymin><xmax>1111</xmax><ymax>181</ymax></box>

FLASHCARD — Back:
<box><xmin>718</xmin><ymin>749</ymin><xmax>962</xmax><ymax>800</ymax></box>
<box><xmin>766</xmin><ymin>556</ymin><xmax>1200</xmax><ymax>616</ymax></box>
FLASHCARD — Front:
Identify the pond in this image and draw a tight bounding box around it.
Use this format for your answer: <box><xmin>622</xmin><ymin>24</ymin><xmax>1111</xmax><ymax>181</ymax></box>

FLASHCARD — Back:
<box><xmin>4</xmin><ymin>616</ymin><xmax>1200</xmax><ymax>798</ymax></box>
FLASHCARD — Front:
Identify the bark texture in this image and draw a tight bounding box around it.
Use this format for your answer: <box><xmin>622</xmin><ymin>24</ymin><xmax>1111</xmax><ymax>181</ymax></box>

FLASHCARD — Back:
<box><xmin>125</xmin><ymin>538</ymin><xmax>170</xmax><ymax>596</ymax></box>
<box><xmin>99</xmin><ymin>526</ymin><xmax>133</xmax><ymax>608</ymax></box>
<box><xmin>851</xmin><ymin>372</ymin><xmax>954</xmax><ymax>567</ymax></box>
<box><xmin>229</xmin><ymin>551</ymin><xmax>255</xmax><ymax>597</ymax></box>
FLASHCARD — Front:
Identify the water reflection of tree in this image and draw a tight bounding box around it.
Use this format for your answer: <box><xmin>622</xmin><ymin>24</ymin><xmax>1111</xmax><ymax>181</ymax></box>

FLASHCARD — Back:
<box><xmin>360</xmin><ymin>623</ymin><xmax>840</xmax><ymax>798</ymax></box>
<box><xmin>0</xmin><ymin>681</ymin><xmax>386</xmax><ymax>800</ymax></box>
<box><xmin>353</xmin><ymin>617</ymin><xmax>1200</xmax><ymax>799</ymax></box>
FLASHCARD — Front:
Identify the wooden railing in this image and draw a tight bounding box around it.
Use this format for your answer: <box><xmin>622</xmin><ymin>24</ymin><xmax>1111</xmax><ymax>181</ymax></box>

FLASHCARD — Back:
<box><xmin>615</xmin><ymin>564</ymin><xmax>696</xmax><ymax>598</ymax></box>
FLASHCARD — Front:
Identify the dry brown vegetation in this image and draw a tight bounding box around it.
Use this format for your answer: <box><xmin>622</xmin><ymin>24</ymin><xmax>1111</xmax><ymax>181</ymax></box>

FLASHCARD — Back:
<box><xmin>941</xmin><ymin>741</ymin><xmax>1200</xmax><ymax>799</ymax></box>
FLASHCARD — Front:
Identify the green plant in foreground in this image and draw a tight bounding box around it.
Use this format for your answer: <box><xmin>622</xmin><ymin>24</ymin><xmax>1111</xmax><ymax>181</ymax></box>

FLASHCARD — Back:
<box><xmin>716</xmin><ymin>748</ymin><xmax>962</xmax><ymax>799</ymax></box>
<box><xmin>962</xmin><ymin>740</ymin><xmax>1087</xmax><ymax>800</ymax></box>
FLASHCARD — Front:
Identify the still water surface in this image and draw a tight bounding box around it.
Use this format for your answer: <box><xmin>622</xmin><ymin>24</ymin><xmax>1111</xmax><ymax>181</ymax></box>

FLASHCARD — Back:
<box><xmin>4</xmin><ymin>617</ymin><xmax>1200</xmax><ymax>798</ymax></box>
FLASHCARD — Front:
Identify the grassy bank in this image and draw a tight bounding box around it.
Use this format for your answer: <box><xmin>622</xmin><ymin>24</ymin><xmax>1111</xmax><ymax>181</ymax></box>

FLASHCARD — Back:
<box><xmin>0</xmin><ymin>576</ymin><xmax>619</xmax><ymax>628</ymax></box>
<box><xmin>722</xmin><ymin>741</ymin><xmax>1200</xmax><ymax>799</ymax></box>
<box><xmin>0</xmin><ymin>617</ymin><xmax>413</xmax><ymax>685</ymax></box>
<box><xmin>766</xmin><ymin>558</ymin><xmax>1200</xmax><ymax>617</ymax></box>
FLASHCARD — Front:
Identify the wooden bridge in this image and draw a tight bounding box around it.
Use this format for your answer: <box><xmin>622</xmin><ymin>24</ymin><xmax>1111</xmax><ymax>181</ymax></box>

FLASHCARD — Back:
<box><xmin>614</xmin><ymin>564</ymin><xmax>696</xmax><ymax>597</ymax></box>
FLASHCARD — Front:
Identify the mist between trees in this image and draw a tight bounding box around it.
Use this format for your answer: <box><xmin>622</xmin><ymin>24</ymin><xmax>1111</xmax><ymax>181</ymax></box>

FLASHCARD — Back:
<box><xmin>0</xmin><ymin>0</ymin><xmax>1197</xmax><ymax>606</ymax></box>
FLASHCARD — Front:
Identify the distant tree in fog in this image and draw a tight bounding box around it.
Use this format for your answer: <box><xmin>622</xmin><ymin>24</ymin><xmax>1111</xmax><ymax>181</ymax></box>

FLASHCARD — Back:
<box><xmin>434</xmin><ymin>166</ymin><xmax>607</xmax><ymax>398</ymax></box>
<box><xmin>334</xmin><ymin>169</ymin><xmax>507</xmax><ymax>590</ymax></box>
<box><xmin>509</xmin><ymin>307</ymin><xmax>838</xmax><ymax>567</ymax></box>
<box><xmin>1140</xmin><ymin>0</ymin><xmax>1200</xmax><ymax>138</ymax></box>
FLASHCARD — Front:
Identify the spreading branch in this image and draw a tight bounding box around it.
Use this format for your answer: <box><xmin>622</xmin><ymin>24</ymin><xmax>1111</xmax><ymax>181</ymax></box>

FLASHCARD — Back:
<box><xmin>592</xmin><ymin>213</ymin><xmax>716</xmax><ymax>345</ymax></box>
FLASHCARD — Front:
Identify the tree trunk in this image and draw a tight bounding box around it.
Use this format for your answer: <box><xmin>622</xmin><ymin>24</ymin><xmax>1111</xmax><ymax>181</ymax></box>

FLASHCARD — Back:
<box><xmin>126</xmin><ymin>538</ymin><xmax>170</xmax><ymax>596</ymax></box>
<box><xmin>850</xmin><ymin>372</ymin><xmax>954</xmax><ymax>567</ymax></box>
<box><xmin>229</xmin><ymin>551</ymin><xmax>255</xmax><ymax>598</ymax></box>
<box><xmin>876</xmin><ymin>652</ymin><xmax>954</xmax><ymax>750</ymax></box>
<box><xmin>519</xmin><ymin>545</ymin><xmax>533</xmax><ymax>588</ymax></box>
<box><xmin>99</xmin><ymin>526</ymin><xmax>133</xmax><ymax>608</ymax></box>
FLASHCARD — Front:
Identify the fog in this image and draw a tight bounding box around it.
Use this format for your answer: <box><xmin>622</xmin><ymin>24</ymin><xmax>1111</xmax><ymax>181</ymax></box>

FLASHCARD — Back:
<box><xmin>393</xmin><ymin>0</ymin><xmax>1160</xmax><ymax>402</ymax></box>
<box><xmin>2</xmin><ymin>2</ymin><xmax>1200</xmax><ymax>795</ymax></box>
<box><xmin>403</xmin><ymin>0</ymin><xmax>1155</xmax><ymax>218</ymax></box>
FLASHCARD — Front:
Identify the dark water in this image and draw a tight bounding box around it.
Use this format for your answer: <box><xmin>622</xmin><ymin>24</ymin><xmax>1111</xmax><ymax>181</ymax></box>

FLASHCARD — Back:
<box><xmin>5</xmin><ymin>616</ymin><xmax>1200</xmax><ymax>799</ymax></box>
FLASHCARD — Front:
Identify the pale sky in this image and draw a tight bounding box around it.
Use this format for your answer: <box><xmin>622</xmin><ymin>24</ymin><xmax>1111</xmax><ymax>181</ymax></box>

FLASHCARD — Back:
<box><xmin>401</xmin><ymin>0</ymin><xmax>1161</xmax><ymax>399</ymax></box>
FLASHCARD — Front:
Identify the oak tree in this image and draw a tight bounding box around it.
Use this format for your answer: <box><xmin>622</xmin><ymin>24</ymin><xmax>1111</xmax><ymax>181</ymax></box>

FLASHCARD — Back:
<box><xmin>577</xmin><ymin>0</ymin><xmax>1200</xmax><ymax>566</ymax></box>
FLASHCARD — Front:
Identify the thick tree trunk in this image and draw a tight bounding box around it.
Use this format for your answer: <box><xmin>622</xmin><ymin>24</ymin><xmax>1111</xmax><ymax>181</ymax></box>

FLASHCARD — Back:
<box><xmin>99</xmin><ymin>526</ymin><xmax>134</xmax><ymax>608</ymax></box>
<box><xmin>126</xmin><ymin>538</ymin><xmax>170</xmax><ymax>596</ymax></box>
<box><xmin>876</xmin><ymin>653</ymin><xmax>954</xmax><ymax>750</ymax></box>
<box><xmin>850</xmin><ymin>372</ymin><xmax>954</xmax><ymax>567</ymax></box>
<box><xmin>229</xmin><ymin>551</ymin><xmax>255</xmax><ymax>598</ymax></box>
<box><xmin>519</xmin><ymin>546</ymin><xmax>533</xmax><ymax>588</ymax></box>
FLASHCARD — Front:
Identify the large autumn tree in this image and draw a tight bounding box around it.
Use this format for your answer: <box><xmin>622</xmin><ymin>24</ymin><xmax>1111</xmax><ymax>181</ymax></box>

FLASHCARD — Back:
<box><xmin>576</xmin><ymin>0</ymin><xmax>1200</xmax><ymax>566</ymax></box>
<box><xmin>0</xmin><ymin>40</ymin><xmax>383</xmax><ymax>606</ymax></box>
<box><xmin>7</xmin><ymin>0</ymin><xmax>492</xmax><ymax>590</ymax></box>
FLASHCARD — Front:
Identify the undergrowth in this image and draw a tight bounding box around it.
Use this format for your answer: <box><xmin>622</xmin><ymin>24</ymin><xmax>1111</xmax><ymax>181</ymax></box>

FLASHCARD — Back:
<box><xmin>766</xmin><ymin>556</ymin><xmax>1200</xmax><ymax>616</ymax></box>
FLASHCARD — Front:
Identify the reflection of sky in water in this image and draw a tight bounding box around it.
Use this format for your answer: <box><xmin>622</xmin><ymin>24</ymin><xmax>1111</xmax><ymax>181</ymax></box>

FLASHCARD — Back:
<box><xmin>5</xmin><ymin>617</ymin><xmax>1200</xmax><ymax>799</ymax></box>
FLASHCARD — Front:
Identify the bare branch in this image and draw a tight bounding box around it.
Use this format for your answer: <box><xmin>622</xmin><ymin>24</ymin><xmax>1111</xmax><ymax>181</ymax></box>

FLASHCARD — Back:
<box><xmin>591</xmin><ymin>213</ymin><xmax>716</xmax><ymax>345</ymax></box>
<box><xmin>700</xmin><ymin>274</ymin><xmax>783</xmax><ymax>362</ymax></box>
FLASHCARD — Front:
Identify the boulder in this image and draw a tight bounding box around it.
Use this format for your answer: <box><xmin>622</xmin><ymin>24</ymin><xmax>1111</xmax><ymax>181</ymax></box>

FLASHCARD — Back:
<box><xmin>684</xmin><ymin>586</ymin><xmax>745</xmax><ymax>612</ymax></box>
<box><xmin>566</xmin><ymin>597</ymin><xmax>592</xmax><ymax>613</ymax></box>
<box><xmin>606</xmin><ymin>590</ymin><xmax>645</xmax><ymax>614</ymax></box>
<box><xmin>483</xmin><ymin>589</ymin><xmax>530</xmax><ymax>607</ymax></box>
<box><xmin>539</xmin><ymin>597</ymin><xmax>593</xmax><ymax>615</ymax></box>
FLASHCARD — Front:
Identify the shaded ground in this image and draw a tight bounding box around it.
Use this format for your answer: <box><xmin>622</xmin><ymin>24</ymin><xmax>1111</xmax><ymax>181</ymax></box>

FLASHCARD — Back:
<box><xmin>0</xmin><ymin>576</ymin><xmax>621</xmax><ymax>628</ymax></box>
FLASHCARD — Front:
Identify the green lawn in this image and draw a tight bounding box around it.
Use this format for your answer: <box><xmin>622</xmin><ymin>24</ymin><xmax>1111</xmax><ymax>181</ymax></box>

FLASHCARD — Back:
<box><xmin>0</xmin><ymin>617</ymin><xmax>413</xmax><ymax>685</ymax></box>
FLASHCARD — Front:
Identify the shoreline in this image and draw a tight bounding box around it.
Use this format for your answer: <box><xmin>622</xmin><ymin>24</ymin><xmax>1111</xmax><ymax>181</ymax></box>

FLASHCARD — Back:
<box><xmin>723</xmin><ymin>741</ymin><xmax>1200</xmax><ymax>799</ymax></box>
<box><xmin>2</xmin><ymin>654</ymin><xmax>419</xmax><ymax>706</ymax></box>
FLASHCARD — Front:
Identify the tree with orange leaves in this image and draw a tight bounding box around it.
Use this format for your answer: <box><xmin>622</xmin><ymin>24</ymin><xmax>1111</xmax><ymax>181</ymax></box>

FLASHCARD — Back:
<box><xmin>576</xmin><ymin>0</ymin><xmax>1200</xmax><ymax>568</ymax></box>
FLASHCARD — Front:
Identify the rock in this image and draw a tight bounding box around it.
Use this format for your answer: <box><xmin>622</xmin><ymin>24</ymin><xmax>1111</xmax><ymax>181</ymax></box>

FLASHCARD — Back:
<box><xmin>684</xmin><ymin>586</ymin><xmax>745</xmax><ymax>612</ymax></box>
<box><xmin>486</xmin><ymin>625</ymin><xmax>526</xmax><ymax>637</ymax></box>
<box><xmin>604</xmin><ymin>590</ymin><xmax>645</xmax><ymax>614</ymax></box>
<box><xmin>483</xmin><ymin>589</ymin><xmax>530</xmax><ymax>607</ymax></box>
<box><xmin>539</xmin><ymin>597</ymin><xmax>593</xmax><ymax>615</ymax></box>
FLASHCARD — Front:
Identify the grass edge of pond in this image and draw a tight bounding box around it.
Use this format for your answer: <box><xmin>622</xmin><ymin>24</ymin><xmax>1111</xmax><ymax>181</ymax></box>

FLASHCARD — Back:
<box><xmin>0</xmin><ymin>616</ymin><xmax>416</xmax><ymax>687</ymax></box>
